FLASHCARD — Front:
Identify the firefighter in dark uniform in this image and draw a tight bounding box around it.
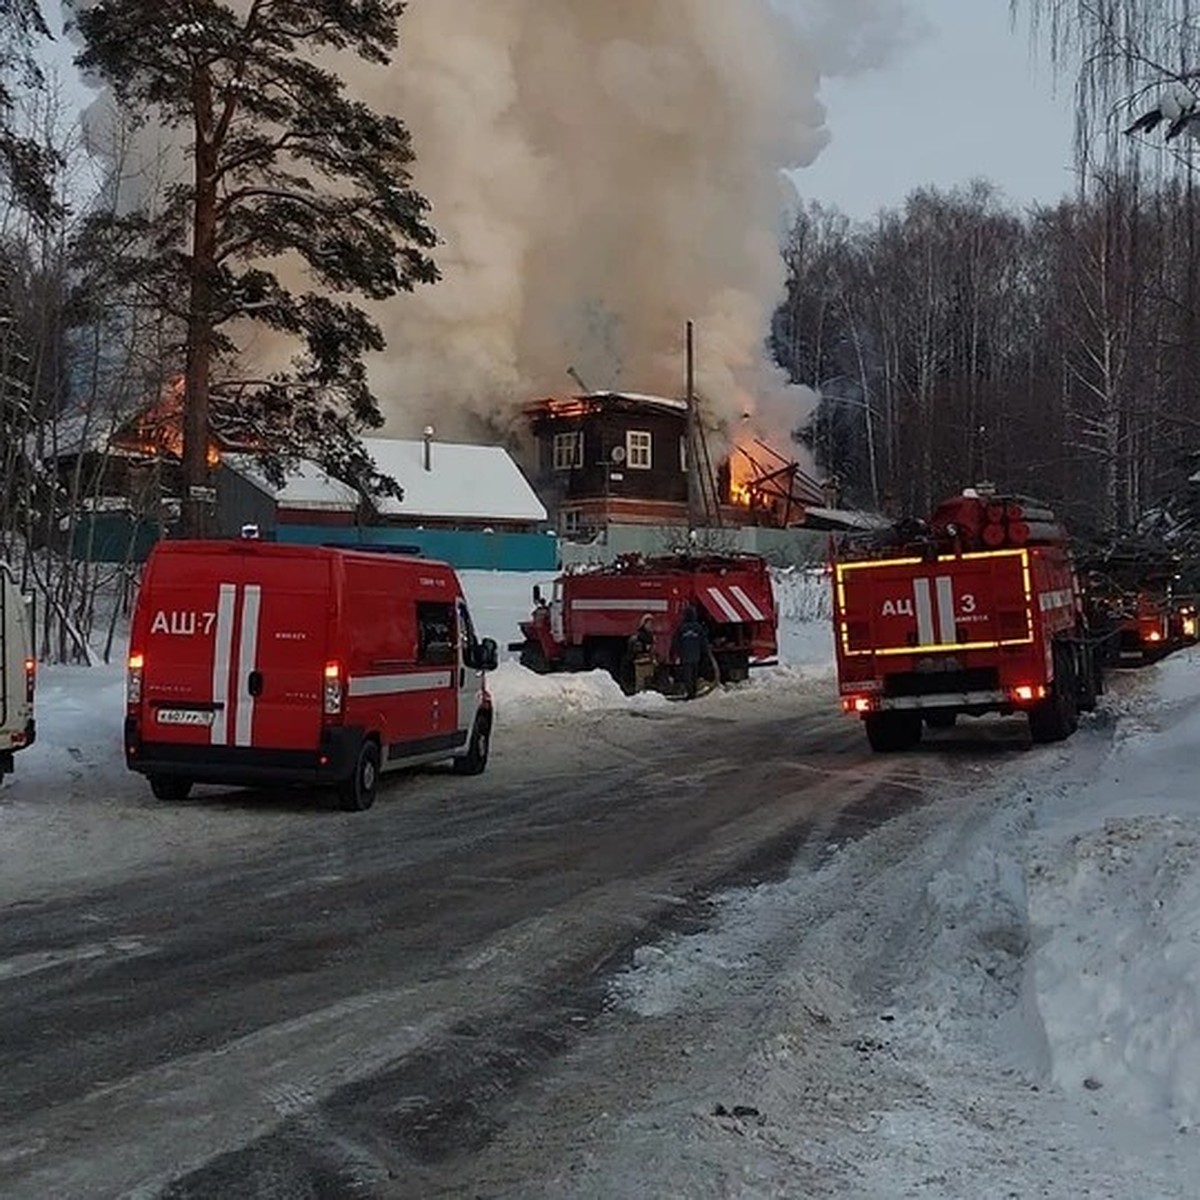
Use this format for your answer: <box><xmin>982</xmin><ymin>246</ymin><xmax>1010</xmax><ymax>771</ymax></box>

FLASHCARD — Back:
<box><xmin>623</xmin><ymin>613</ymin><xmax>656</xmax><ymax>694</ymax></box>
<box><xmin>671</xmin><ymin>605</ymin><xmax>710</xmax><ymax>699</ymax></box>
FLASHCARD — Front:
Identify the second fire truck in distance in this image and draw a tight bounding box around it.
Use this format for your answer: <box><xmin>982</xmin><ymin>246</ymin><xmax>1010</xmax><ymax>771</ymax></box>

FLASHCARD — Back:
<box><xmin>510</xmin><ymin>551</ymin><xmax>778</xmax><ymax>696</ymax></box>
<box><xmin>831</xmin><ymin>489</ymin><xmax>1103</xmax><ymax>751</ymax></box>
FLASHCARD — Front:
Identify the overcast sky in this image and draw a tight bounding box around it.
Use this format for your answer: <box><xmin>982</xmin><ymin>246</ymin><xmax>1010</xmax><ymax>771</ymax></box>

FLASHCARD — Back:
<box><xmin>39</xmin><ymin>0</ymin><xmax>1077</xmax><ymax>226</ymax></box>
<box><xmin>798</xmin><ymin>0</ymin><xmax>1077</xmax><ymax>220</ymax></box>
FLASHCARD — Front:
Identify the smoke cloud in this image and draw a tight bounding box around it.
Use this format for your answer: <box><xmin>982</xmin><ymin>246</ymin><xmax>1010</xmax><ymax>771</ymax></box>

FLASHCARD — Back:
<box><xmin>73</xmin><ymin>0</ymin><xmax>923</xmax><ymax>454</ymax></box>
<box><xmin>360</xmin><ymin>0</ymin><xmax>918</xmax><ymax>448</ymax></box>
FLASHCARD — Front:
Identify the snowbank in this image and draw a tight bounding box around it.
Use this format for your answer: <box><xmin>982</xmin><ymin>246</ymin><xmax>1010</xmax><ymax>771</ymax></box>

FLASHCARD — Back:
<box><xmin>591</xmin><ymin>648</ymin><xmax>1200</xmax><ymax>1196</ymax></box>
<box><xmin>1027</xmin><ymin>645</ymin><xmax>1200</xmax><ymax>1131</ymax></box>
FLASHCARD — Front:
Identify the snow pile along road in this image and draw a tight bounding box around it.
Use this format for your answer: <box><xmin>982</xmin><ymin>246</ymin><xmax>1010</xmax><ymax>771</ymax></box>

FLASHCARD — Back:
<box><xmin>563</xmin><ymin>648</ymin><xmax>1200</xmax><ymax>1197</ymax></box>
<box><xmin>1028</xmin><ymin>649</ymin><xmax>1200</xmax><ymax>1134</ymax></box>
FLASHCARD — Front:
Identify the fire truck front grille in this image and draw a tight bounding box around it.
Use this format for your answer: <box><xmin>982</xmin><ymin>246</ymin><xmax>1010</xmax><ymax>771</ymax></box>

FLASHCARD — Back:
<box><xmin>884</xmin><ymin>667</ymin><xmax>1000</xmax><ymax>698</ymax></box>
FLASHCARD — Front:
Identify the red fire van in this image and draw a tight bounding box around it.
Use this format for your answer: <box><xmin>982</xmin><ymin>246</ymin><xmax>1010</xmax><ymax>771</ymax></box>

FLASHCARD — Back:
<box><xmin>125</xmin><ymin>540</ymin><xmax>497</xmax><ymax>810</ymax></box>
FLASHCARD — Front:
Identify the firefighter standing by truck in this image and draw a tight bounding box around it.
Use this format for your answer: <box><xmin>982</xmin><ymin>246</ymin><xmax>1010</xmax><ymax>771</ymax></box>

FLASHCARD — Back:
<box><xmin>623</xmin><ymin>614</ymin><xmax>658</xmax><ymax>694</ymax></box>
<box><xmin>672</xmin><ymin>605</ymin><xmax>710</xmax><ymax>699</ymax></box>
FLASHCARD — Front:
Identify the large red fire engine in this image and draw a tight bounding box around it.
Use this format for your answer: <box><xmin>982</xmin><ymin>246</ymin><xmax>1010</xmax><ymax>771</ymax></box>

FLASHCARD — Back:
<box><xmin>1079</xmin><ymin>547</ymin><xmax>1199</xmax><ymax>664</ymax></box>
<box><xmin>509</xmin><ymin>552</ymin><xmax>778</xmax><ymax>695</ymax></box>
<box><xmin>831</xmin><ymin>490</ymin><xmax>1102</xmax><ymax>751</ymax></box>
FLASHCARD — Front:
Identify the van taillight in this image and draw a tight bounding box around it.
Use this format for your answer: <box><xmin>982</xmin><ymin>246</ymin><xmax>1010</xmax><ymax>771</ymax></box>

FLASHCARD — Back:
<box><xmin>323</xmin><ymin>661</ymin><xmax>344</xmax><ymax>717</ymax></box>
<box><xmin>24</xmin><ymin>657</ymin><xmax>35</xmax><ymax>703</ymax></box>
<box><xmin>127</xmin><ymin>651</ymin><xmax>145</xmax><ymax>706</ymax></box>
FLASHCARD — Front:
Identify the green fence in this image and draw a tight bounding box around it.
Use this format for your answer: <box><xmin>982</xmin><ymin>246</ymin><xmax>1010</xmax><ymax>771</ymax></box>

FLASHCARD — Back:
<box><xmin>67</xmin><ymin>516</ymin><xmax>559</xmax><ymax>572</ymax></box>
<box><xmin>276</xmin><ymin>525</ymin><xmax>559</xmax><ymax>571</ymax></box>
<box><xmin>70</xmin><ymin>514</ymin><xmax>165</xmax><ymax>563</ymax></box>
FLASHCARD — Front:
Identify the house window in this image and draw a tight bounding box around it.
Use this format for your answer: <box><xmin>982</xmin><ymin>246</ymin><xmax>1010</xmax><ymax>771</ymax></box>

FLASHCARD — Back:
<box><xmin>627</xmin><ymin>430</ymin><xmax>652</xmax><ymax>470</ymax></box>
<box><xmin>560</xmin><ymin>509</ymin><xmax>583</xmax><ymax>536</ymax></box>
<box><xmin>553</xmin><ymin>430</ymin><xmax>583</xmax><ymax>471</ymax></box>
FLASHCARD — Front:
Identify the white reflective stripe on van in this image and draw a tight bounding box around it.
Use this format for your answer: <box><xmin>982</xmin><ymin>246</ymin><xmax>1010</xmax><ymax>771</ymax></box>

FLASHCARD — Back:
<box><xmin>234</xmin><ymin>584</ymin><xmax>261</xmax><ymax>747</ymax></box>
<box><xmin>210</xmin><ymin>583</ymin><xmax>237</xmax><ymax>745</ymax></box>
<box><xmin>348</xmin><ymin>671</ymin><xmax>453</xmax><ymax>697</ymax></box>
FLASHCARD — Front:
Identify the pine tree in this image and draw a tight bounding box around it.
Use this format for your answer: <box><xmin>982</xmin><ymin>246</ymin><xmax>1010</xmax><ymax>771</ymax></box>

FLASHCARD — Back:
<box><xmin>75</xmin><ymin>0</ymin><xmax>439</xmax><ymax>534</ymax></box>
<box><xmin>0</xmin><ymin>0</ymin><xmax>57</xmax><ymax>220</ymax></box>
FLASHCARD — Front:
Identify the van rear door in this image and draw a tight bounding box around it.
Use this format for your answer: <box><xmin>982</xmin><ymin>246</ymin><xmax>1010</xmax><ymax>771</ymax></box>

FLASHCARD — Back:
<box><xmin>139</xmin><ymin>558</ymin><xmax>237</xmax><ymax>747</ymax></box>
<box><xmin>1</xmin><ymin>569</ymin><xmax>10</xmax><ymax>730</ymax></box>
<box><xmin>140</xmin><ymin>548</ymin><xmax>331</xmax><ymax>752</ymax></box>
<box><xmin>0</xmin><ymin>568</ymin><xmax>15</xmax><ymax>731</ymax></box>
<box><xmin>237</xmin><ymin>552</ymin><xmax>331</xmax><ymax>752</ymax></box>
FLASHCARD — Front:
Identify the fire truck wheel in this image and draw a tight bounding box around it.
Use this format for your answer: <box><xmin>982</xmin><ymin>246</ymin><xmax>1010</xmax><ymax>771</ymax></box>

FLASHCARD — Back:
<box><xmin>864</xmin><ymin>712</ymin><xmax>922</xmax><ymax>752</ymax></box>
<box><xmin>148</xmin><ymin>774</ymin><xmax>192</xmax><ymax>802</ymax></box>
<box><xmin>1078</xmin><ymin>646</ymin><xmax>1102</xmax><ymax>712</ymax></box>
<box><xmin>519</xmin><ymin>642</ymin><xmax>549</xmax><ymax>673</ymax></box>
<box><xmin>453</xmin><ymin>715</ymin><xmax>491</xmax><ymax>776</ymax></box>
<box><xmin>1028</xmin><ymin>699</ymin><xmax>1070</xmax><ymax>744</ymax></box>
<box><xmin>587</xmin><ymin>644</ymin><xmax>622</xmax><ymax>687</ymax></box>
<box><xmin>1029</xmin><ymin>647</ymin><xmax>1079</xmax><ymax>743</ymax></box>
<box><xmin>338</xmin><ymin>740</ymin><xmax>379</xmax><ymax>811</ymax></box>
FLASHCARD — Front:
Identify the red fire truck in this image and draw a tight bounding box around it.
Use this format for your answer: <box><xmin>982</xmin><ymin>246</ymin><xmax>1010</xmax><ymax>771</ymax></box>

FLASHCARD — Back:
<box><xmin>1078</xmin><ymin>547</ymin><xmax>1199</xmax><ymax>664</ymax></box>
<box><xmin>831</xmin><ymin>491</ymin><xmax>1101</xmax><ymax>751</ymax></box>
<box><xmin>509</xmin><ymin>552</ymin><xmax>778</xmax><ymax>695</ymax></box>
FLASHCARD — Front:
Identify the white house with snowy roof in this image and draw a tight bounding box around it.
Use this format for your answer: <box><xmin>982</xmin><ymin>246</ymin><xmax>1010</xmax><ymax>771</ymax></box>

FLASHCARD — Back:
<box><xmin>218</xmin><ymin>432</ymin><xmax>554</xmax><ymax>570</ymax></box>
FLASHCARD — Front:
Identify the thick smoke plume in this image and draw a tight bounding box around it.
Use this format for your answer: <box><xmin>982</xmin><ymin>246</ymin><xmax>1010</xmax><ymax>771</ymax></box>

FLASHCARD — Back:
<box><xmin>363</xmin><ymin>0</ymin><xmax>916</xmax><ymax>446</ymax></box>
<box><xmin>74</xmin><ymin>0</ymin><xmax>921</xmax><ymax>452</ymax></box>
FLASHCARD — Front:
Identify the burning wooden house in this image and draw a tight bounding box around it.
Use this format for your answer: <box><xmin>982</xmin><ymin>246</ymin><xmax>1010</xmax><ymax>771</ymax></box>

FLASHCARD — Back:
<box><xmin>109</xmin><ymin>375</ymin><xmax>259</xmax><ymax>465</ymax></box>
<box><xmin>523</xmin><ymin>389</ymin><xmax>826</xmax><ymax>538</ymax></box>
<box><xmin>721</xmin><ymin>439</ymin><xmax>828</xmax><ymax>529</ymax></box>
<box><xmin>523</xmin><ymin>391</ymin><xmax>692</xmax><ymax>537</ymax></box>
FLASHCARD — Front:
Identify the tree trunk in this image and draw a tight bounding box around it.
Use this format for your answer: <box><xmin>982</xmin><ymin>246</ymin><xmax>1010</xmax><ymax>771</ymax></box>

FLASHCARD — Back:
<box><xmin>181</xmin><ymin>66</ymin><xmax>218</xmax><ymax>539</ymax></box>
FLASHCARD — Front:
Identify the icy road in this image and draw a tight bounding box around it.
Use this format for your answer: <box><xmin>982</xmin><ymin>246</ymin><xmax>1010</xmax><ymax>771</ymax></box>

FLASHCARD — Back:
<box><xmin>4</xmin><ymin>645</ymin><xmax>1200</xmax><ymax>1198</ymax></box>
<box><xmin>0</xmin><ymin>677</ymin><xmax>952</xmax><ymax>1198</ymax></box>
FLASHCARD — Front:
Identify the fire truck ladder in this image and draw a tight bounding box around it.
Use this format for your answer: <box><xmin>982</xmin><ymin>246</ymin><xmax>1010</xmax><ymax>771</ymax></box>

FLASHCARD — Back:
<box><xmin>690</xmin><ymin>408</ymin><xmax>723</xmax><ymax>528</ymax></box>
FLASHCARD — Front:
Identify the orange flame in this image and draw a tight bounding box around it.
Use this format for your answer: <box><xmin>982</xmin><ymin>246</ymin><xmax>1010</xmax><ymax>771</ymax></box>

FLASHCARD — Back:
<box><xmin>117</xmin><ymin>374</ymin><xmax>225</xmax><ymax>465</ymax></box>
<box><xmin>727</xmin><ymin>435</ymin><xmax>759</xmax><ymax>508</ymax></box>
<box><xmin>729</xmin><ymin>479</ymin><xmax>753</xmax><ymax>507</ymax></box>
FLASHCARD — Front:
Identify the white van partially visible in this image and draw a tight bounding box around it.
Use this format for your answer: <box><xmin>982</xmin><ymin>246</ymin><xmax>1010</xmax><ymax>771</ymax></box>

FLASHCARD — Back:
<box><xmin>0</xmin><ymin>563</ymin><xmax>35</xmax><ymax>778</ymax></box>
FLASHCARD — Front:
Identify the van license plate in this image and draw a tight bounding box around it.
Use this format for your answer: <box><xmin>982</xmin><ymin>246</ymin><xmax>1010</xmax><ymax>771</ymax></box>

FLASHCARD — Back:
<box><xmin>156</xmin><ymin>708</ymin><xmax>214</xmax><ymax>726</ymax></box>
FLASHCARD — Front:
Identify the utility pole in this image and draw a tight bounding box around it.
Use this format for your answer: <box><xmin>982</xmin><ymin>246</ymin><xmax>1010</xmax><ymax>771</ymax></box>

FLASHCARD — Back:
<box><xmin>686</xmin><ymin>320</ymin><xmax>697</xmax><ymax>534</ymax></box>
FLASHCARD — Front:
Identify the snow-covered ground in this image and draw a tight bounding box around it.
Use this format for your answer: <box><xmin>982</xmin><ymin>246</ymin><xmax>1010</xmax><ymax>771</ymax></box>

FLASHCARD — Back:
<box><xmin>568</xmin><ymin>648</ymin><xmax>1200</xmax><ymax>1198</ymax></box>
<box><xmin>9</xmin><ymin>567</ymin><xmax>1200</xmax><ymax>1193</ymax></box>
<box><xmin>0</xmin><ymin>568</ymin><xmax>834</xmax><ymax>898</ymax></box>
